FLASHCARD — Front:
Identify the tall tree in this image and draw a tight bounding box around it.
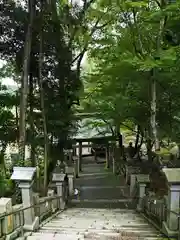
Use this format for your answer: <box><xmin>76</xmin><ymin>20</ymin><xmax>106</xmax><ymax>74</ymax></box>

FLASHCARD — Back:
<box><xmin>19</xmin><ymin>0</ymin><xmax>35</xmax><ymax>165</ymax></box>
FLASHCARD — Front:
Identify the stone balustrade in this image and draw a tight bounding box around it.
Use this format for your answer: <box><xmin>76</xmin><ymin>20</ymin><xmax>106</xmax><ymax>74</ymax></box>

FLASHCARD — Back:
<box><xmin>0</xmin><ymin>166</ymin><xmax>71</xmax><ymax>240</ymax></box>
<box><xmin>125</xmin><ymin>165</ymin><xmax>141</xmax><ymax>184</ymax></box>
<box><xmin>142</xmin><ymin>195</ymin><xmax>167</xmax><ymax>224</ymax></box>
<box><xmin>132</xmin><ymin>168</ymin><xmax>180</xmax><ymax>238</ymax></box>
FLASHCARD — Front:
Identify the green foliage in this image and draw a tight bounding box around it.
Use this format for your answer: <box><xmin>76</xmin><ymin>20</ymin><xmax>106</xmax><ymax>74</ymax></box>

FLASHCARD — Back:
<box><xmin>0</xmin><ymin>0</ymin><xmax>86</xmax><ymax>153</ymax></box>
<box><xmin>0</xmin><ymin>0</ymin><xmax>101</xmax><ymax>193</ymax></box>
<box><xmin>80</xmin><ymin>0</ymin><xmax>180</xmax><ymax>147</ymax></box>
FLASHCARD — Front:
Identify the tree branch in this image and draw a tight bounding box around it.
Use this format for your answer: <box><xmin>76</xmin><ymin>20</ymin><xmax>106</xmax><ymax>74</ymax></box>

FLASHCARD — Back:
<box><xmin>102</xmin><ymin>118</ymin><xmax>115</xmax><ymax>135</ymax></box>
<box><xmin>72</xmin><ymin>15</ymin><xmax>111</xmax><ymax>69</ymax></box>
<box><xmin>68</xmin><ymin>0</ymin><xmax>96</xmax><ymax>48</ymax></box>
<box><xmin>154</xmin><ymin>0</ymin><xmax>161</xmax><ymax>8</ymax></box>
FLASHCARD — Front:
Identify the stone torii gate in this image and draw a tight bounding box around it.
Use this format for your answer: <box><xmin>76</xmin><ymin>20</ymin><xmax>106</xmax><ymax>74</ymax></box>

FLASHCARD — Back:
<box><xmin>70</xmin><ymin>111</ymin><xmax>122</xmax><ymax>175</ymax></box>
<box><xmin>72</xmin><ymin>135</ymin><xmax>117</xmax><ymax>175</ymax></box>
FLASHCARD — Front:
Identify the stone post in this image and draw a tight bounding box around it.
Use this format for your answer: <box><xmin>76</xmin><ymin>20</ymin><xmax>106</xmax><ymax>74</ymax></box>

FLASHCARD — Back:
<box><xmin>112</xmin><ymin>143</ymin><xmax>117</xmax><ymax>174</ymax></box>
<box><xmin>105</xmin><ymin>144</ymin><xmax>110</xmax><ymax>168</ymax></box>
<box><xmin>48</xmin><ymin>189</ymin><xmax>55</xmax><ymax>213</ymax></box>
<box><xmin>52</xmin><ymin>172</ymin><xmax>66</xmax><ymax>210</ymax></box>
<box><xmin>130</xmin><ymin>174</ymin><xmax>137</xmax><ymax>196</ymax></box>
<box><xmin>72</xmin><ymin>156</ymin><xmax>79</xmax><ymax>178</ymax></box>
<box><xmin>64</xmin><ymin>149</ymin><xmax>73</xmax><ymax>166</ymax></box>
<box><xmin>64</xmin><ymin>151</ymin><xmax>68</xmax><ymax>163</ymax></box>
<box><xmin>126</xmin><ymin>166</ymin><xmax>141</xmax><ymax>185</ymax></box>
<box><xmin>73</xmin><ymin>144</ymin><xmax>76</xmax><ymax>156</ymax></box>
<box><xmin>69</xmin><ymin>149</ymin><xmax>73</xmax><ymax>165</ymax></box>
<box><xmin>66</xmin><ymin>166</ymin><xmax>74</xmax><ymax>196</ymax></box>
<box><xmin>33</xmin><ymin>192</ymin><xmax>40</xmax><ymax>217</ymax></box>
<box><xmin>112</xmin><ymin>156</ymin><xmax>115</xmax><ymax>174</ymax></box>
<box><xmin>94</xmin><ymin>150</ymin><xmax>97</xmax><ymax>162</ymax></box>
<box><xmin>112</xmin><ymin>145</ymin><xmax>118</xmax><ymax>174</ymax></box>
<box><xmin>11</xmin><ymin>167</ymin><xmax>39</xmax><ymax>231</ymax></box>
<box><xmin>125</xmin><ymin>165</ymin><xmax>129</xmax><ymax>184</ymax></box>
<box><xmin>0</xmin><ymin>198</ymin><xmax>13</xmax><ymax>235</ymax></box>
<box><xmin>162</xmin><ymin>185</ymin><xmax>180</xmax><ymax>235</ymax></box>
<box><xmin>88</xmin><ymin>142</ymin><xmax>91</xmax><ymax>152</ymax></box>
<box><xmin>136</xmin><ymin>174</ymin><xmax>149</xmax><ymax>211</ymax></box>
<box><xmin>78</xmin><ymin>141</ymin><xmax>82</xmax><ymax>172</ymax></box>
<box><xmin>162</xmin><ymin>168</ymin><xmax>180</xmax><ymax>237</ymax></box>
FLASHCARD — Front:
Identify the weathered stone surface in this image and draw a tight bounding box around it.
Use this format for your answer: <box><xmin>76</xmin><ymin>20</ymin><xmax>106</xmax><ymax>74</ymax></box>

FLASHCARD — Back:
<box><xmin>136</xmin><ymin>174</ymin><xmax>150</xmax><ymax>183</ymax></box>
<box><xmin>66</xmin><ymin>166</ymin><xmax>74</xmax><ymax>175</ymax></box>
<box><xmin>28</xmin><ymin>208</ymin><xmax>161</xmax><ymax>240</ymax></box>
<box><xmin>22</xmin><ymin>157</ymin><xmax>164</xmax><ymax>239</ymax></box>
<box><xmin>52</xmin><ymin>173</ymin><xmax>66</xmax><ymax>182</ymax></box>
<box><xmin>162</xmin><ymin>168</ymin><xmax>180</xmax><ymax>183</ymax></box>
<box><xmin>11</xmin><ymin>167</ymin><xmax>36</xmax><ymax>181</ymax></box>
<box><xmin>0</xmin><ymin>198</ymin><xmax>13</xmax><ymax>234</ymax></box>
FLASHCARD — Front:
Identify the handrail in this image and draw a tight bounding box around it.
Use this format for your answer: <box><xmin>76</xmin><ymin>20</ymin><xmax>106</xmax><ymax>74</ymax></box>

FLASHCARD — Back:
<box><xmin>126</xmin><ymin>194</ymin><xmax>180</xmax><ymax>217</ymax></box>
<box><xmin>0</xmin><ymin>194</ymin><xmax>65</xmax><ymax>220</ymax></box>
<box><xmin>0</xmin><ymin>179</ymin><xmax>69</xmax><ymax>238</ymax></box>
<box><xmin>144</xmin><ymin>197</ymin><xmax>180</xmax><ymax>217</ymax></box>
<box><xmin>125</xmin><ymin>161</ymin><xmax>180</xmax><ymax>234</ymax></box>
<box><xmin>129</xmin><ymin>181</ymin><xmax>180</xmax><ymax>233</ymax></box>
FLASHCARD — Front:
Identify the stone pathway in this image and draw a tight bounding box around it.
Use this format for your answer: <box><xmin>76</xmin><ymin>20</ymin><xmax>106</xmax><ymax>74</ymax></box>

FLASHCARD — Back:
<box><xmin>28</xmin><ymin>208</ymin><xmax>163</xmax><ymax>239</ymax></box>
<box><xmin>27</xmin><ymin>157</ymin><xmax>165</xmax><ymax>240</ymax></box>
<box><xmin>70</xmin><ymin>160</ymin><xmax>130</xmax><ymax>208</ymax></box>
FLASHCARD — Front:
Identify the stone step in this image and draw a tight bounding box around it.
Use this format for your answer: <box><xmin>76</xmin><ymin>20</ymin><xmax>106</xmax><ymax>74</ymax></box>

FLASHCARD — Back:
<box><xmin>47</xmin><ymin>218</ymin><xmax>152</xmax><ymax>225</ymax></box>
<box><xmin>54</xmin><ymin>214</ymin><xmax>145</xmax><ymax>222</ymax></box>
<box><xmin>55</xmin><ymin>211</ymin><xmax>143</xmax><ymax>217</ymax></box>
<box><xmin>78</xmin><ymin>186</ymin><xmax>128</xmax><ymax>189</ymax></box>
<box><xmin>60</xmin><ymin>207</ymin><xmax>136</xmax><ymax>213</ymax></box>
<box><xmin>69</xmin><ymin>200</ymin><xmax>132</xmax><ymax>209</ymax></box>
<box><xmin>40</xmin><ymin>226</ymin><xmax>160</xmax><ymax>236</ymax></box>
<box><xmin>71</xmin><ymin>188</ymin><xmax>128</xmax><ymax>200</ymax></box>
<box><xmin>55</xmin><ymin>210</ymin><xmax>140</xmax><ymax>217</ymax></box>
<box><xmin>52</xmin><ymin>209</ymin><xmax>145</xmax><ymax>222</ymax></box>
<box><xmin>28</xmin><ymin>235</ymin><xmax>166</xmax><ymax>240</ymax></box>
<box><xmin>27</xmin><ymin>234</ymin><xmax>84</xmax><ymax>240</ymax></box>
<box><xmin>49</xmin><ymin>220</ymin><xmax>148</xmax><ymax>227</ymax></box>
<box><xmin>71</xmin><ymin>199</ymin><xmax>132</xmax><ymax>202</ymax></box>
<box><xmin>28</xmin><ymin>232</ymin><xmax>165</xmax><ymax>240</ymax></box>
<box><xmin>28</xmin><ymin>207</ymin><xmax>165</xmax><ymax>240</ymax></box>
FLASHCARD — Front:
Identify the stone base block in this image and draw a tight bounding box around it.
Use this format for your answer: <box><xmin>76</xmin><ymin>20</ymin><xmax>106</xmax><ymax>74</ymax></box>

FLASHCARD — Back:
<box><xmin>136</xmin><ymin>204</ymin><xmax>142</xmax><ymax>212</ymax></box>
<box><xmin>6</xmin><ymin>227</ymin><xmax>22</xmax><ymax>240</ymax></box>
<box><xmin>60</xmin><ymin>199</ymin><xmax>65</xmax><ymax>210</ymax></box>
<box><xmin>23</xmin><ymin>216</ymin><xmax>39</xmax><ymax>231</ymax></box>
<box><xmin>162</xmin><ymin>221</ymin><xmax>178</xmax><ymax>237</ymax></box>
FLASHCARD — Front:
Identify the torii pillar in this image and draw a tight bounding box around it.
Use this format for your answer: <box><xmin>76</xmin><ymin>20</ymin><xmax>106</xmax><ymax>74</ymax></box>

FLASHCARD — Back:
<box><xmin>78</xmin><ymin>141</ymin><xmax>82</xmax><ymax>172</ymax></box>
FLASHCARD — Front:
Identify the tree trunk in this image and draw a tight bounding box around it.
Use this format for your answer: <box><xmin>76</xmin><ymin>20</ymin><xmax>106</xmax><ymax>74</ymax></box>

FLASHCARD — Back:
<box><xmin>29</xmin><ymin>73</ymin><xmax>36</xmax><ymax>167</ymax></box>
<box><xmin>150</xmin><ymin>11</ymin><xmax>165</xmax><ymax>152</ymax></box>
<box><xmin>147</xmin><ymin>138</ymin><xmax>152</xmax><ymax>161</ymax></box>
<box><xmin>19</xmin><ymin>0</ymin><xmax>35</xmax><ymax>165</ymax></box>
<box><xmin>0</xmin><ymin>142</ymin><xmax>7</xmax><ymax>176</ymax></box>
<box><xmin>145</xmin><ymin>127</ymin><xmax>153</xmax><ymax>161</ymax></box>
<box><xmin>138</xmin><ymin>130</ymin><xmax>144</xmax><ymax>149</ymax></box>
<box><xmin>115</xmin><ymin>123</ymin><xmax>122</xmax><ymax>149</ymax></box>
<box><xmin>115</xmin><ymin>122</ymin><xmax>123</xmax><ymax>168</ymax></box>
<box><xmin>150</xmin><ymin>75</ymin><xmax>159</xmax><ymax>151</ymax></box>
<box><xmin>15</xmin><ymin>91</ymin><xmax>19</xmax><ymax>145</ymax></box>
<box><xmin>135</xmin><ymin>125</ymin><xmax>140</xmax><ymax>153</ymax></box>
<box><xmin>38</xmin><ymin>7</ymin><xmax>48</xmax><ymax>195</ymax></box>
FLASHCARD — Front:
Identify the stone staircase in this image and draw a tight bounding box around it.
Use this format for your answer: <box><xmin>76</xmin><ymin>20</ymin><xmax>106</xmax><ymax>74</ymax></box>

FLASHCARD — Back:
<box><xmin>26</xmin><ymin>162</ymin><xmax>166</xmax><ymax>240</ymax></box>
<box><xmin>27</xmin><ymin>208</ymin><xmax>164</xmax><ymax>240</ymax></box>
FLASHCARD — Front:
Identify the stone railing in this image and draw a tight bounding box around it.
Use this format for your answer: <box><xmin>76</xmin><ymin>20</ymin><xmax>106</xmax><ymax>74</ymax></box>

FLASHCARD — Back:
<box><xmin>126</xmin><ymin>165</ymin><xmax>141</xmax><ymax>185</ymax></box>
<box><xmin>0</xmin><ymin>184</ymin><xmax>69</xmax><ymax>239</ymax></box>
<box><xmin>142</xmin><ymin>195</ymin><xmax>167</xmax><ymax>225</ymax></box>
<box><xmin>0</xmin><ymin>166</ymin><xmax>73</xmax><ymax>240</ymax></box>
<box><xmin>131</xmin><ymin>170</ymin><xmax>180</xmax><ymax>238</ymax></box>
